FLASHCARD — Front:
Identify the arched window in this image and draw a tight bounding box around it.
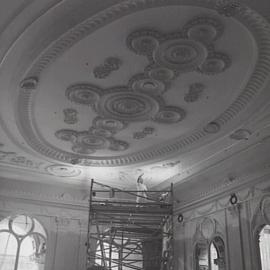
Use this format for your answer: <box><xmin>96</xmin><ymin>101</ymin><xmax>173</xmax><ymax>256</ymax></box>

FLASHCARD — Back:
<box><xmin>258</xmin><ymin>224</ymin><xmax>270</xmax><ymax>270</ymax></box>
<box><xmin>194</xmin><ymin>237</ymin><xmax>226</xmax><ymax>270</ymax></box>
<box><xmin>209</xmin><ymin>237</ymin><xmax>226</xmax><ymax>270</ymax></box>
<box><xmin>0</xmin><ymin>215</ymin><xmax>47</xmax><ymax>270</ymax></box>
<box><xmin>210</xmin><ymin>242</ymin><xmax>218</xmax><ymax>270</ymax></box>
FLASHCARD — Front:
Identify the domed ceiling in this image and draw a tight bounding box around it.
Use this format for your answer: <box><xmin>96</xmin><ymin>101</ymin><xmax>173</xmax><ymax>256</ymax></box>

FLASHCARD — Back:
<box><xmin>0</xmin><ymin>0</ymin><xmax>270</xmax><ymax>188</ymax></box>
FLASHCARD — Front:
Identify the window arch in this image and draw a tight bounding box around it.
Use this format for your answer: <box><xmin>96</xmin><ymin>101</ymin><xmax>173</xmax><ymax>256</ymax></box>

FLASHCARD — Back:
<box><xmin>194</xmin><ymin>236</ymin><xmax>226</xmax><ymax>270</ymax></box>
<box><xmin>0</xmin><ymin>215</ymin><xmax>47</xmax><ymax>270</ymax></box>
<box><xmin>258</xmin><ymin>224</ymin><xmax>270</xmax><ymax>270</ymax></box>
<box><xmin>209</xmin><ymin>237</ymin><xmax>226</xmax><ymax>270</ymax></box>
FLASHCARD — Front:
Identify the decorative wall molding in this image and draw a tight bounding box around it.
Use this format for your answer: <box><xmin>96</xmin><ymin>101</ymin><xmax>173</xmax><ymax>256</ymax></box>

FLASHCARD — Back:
<box><xmin>0</xmin><ymin>186</ymin><xmax>88</xmax><ymax>218</ymax></box>
<box><xmin>175</xmin><ymin>169</ymin><xmax>270</xmax><ymax>216</ymax></box>
<box><xmin>151</xmin><ymin>160</ymin><xmax>180</xmax><ymax>170</ymax></box>
<box><xmin>16</xmin><ymin>1</ymin><xmax>270</xmax><ymax>166</ymax></box>
<box><xmin>0</xmin><ymin>143</ymin><xmax>42</xmax><ymax>169</ymax></box>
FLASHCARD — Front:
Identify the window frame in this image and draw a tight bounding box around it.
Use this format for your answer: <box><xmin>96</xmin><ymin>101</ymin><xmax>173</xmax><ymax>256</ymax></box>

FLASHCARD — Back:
<box><xmin>0</xmin><ymin>214</ymin><xmax>47</xmax><ymax>270</ymax></box>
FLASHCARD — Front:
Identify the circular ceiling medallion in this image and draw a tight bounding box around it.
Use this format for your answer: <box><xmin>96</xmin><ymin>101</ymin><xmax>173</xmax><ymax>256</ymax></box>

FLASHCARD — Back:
<box><xmin>154</xmin><ymin>106</ymin><xmax>186</xmax><ymax>124</ymax></box>
<box><xmin>153</xmin><ymin>39</ymin><xmax>208</xmax><ymax>72</ymax></box>
<box><xmin>130</xmin><ymin>74</ymin><xmax>166</xmax><ymax>95</ymax></box>
<box><xmin>77</xmin><ymin>132</ymin><xmax>109</xmax><ymax>150</ymax></box>
<box><xmin>183</xmin><ymin>17</ymin><xmax>224</xmax><ymax>44</ymax></box>
<box><xmin>46</xmin><ymin>164</ymin><xmax>82</xmax><ymax>177</ymax></box>
<box><xmin>96</xmin><ymin>92</ymin><xmax>160</xmax><ymax>122</ymax></box>
<box><xmin>109</xmin><ymin>139</ymin><xmax>129</xmax><ymax>151</ymax></box>
<box><xmin>147</xmin><ymin>66</ymin><xmax>175</xmax><ymax>81</ymax></box>
<box><xmin>93</xmin><ymin>117</ymin><xmax>127</xmax><ymax>132</ymax></box>
<box><xmin>91</xmin><ymin>127</ymin><xmax>113</xmax><ymax>138</ymax></box>
<box><xmin>66</xmin><ymin>84</ymin><xmax>101</xmax><ymax>105</ymax></box>
<box><xmin>127</xmin><ymin>29</ymin><xmax>160</xmax><ymax>55</ymax></box>
<box><xmin>55</xmin><ymin>129</ymin><xmax>77</xmax><ymax>142</ymax></box>
<box><xmin>199</xmin><ymin>52</ymin><xmax>231</xmax><ymax>75</ymax></box>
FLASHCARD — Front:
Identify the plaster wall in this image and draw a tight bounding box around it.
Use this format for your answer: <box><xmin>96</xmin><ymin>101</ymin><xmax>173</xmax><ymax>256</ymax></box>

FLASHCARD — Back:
<box><xmin>174</xmin><ymin>178</ymin><xmax>270</xmax><ymax>270</ymax></box>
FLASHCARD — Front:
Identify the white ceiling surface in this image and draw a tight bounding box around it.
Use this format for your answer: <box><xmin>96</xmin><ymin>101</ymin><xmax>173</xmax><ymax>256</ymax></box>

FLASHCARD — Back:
<box><xmin>0</xmin><ymin>0</ymin><xmax>270</xmax><ymax>191</ymax></box>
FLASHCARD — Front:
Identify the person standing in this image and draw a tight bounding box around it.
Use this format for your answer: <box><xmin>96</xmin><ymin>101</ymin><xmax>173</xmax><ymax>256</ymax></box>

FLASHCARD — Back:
<box><xmin>136</xmin><ymin>173</ymin><xmax>148</xmax><ymax>205</ymax></box>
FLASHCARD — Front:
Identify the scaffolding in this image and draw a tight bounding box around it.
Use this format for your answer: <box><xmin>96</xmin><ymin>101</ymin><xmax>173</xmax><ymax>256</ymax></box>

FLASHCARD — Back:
<box><xmin>86</xmin><ymin>179</ymin><xmax>174</xmax><ymax>270</ymax></box>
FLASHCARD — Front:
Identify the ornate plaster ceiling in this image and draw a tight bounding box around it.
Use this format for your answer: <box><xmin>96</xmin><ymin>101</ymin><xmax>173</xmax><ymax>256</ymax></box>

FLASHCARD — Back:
<box><xmin>0</xmin><ymin>0</ymin><xmax>270</xmax><ymax>188</ymax></box>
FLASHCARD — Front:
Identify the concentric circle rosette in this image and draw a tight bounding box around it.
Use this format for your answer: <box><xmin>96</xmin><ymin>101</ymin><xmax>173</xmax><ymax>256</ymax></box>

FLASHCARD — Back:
<box><xmin>77</xmin><ymin>131</ymin><xmax>110</xmax><ymax>150</ymax></box>
<box><xmin>154</xmin><ymin>106</ymin><xmax>186</xmax><ymax>124</ymax></box>
<box><xmin>109</xmin><ymin>139</ymin><xmax>129</xmax><ymax>151</ymax></box>
<box><xmin>126</xmin><ymin>29</ymin><xmax>160</xmax><ymax>55</ymax></box>
<box><xmin>198</xmin><ymin>52</ymin><xmax>231</xmax><ymax>75</ymax></box>
<box><xmin>153</xmin><ymin>39</ymin><xmax>208</xmax><ymax>72</ymax></box>
<box><xmin>93</xmin><ymin>117</ymin><xmax>127</xmax><ymax>132</ymax></box>
<box><xmin>65</xmin><ymin>83</ymin><xmax>101</xmax><ymax>105</ymax></box>
<box><xmin>145</xmin><ymin>64</ymin><xmax>176</xmax><ymax>82</ymax></box>
<box><xmin>128</xmin><ymin>73</ymin><xmax>167</xmax><ymax>95</ymax></box>
<box><xmin>90</xmin><ymin>127</ymin><xmax>113</xmax><ymax>138</ymax></box>
<box><xmin>46</xmin><ymin>164</ymin><xmax>82</xmax><ymax>177</ymax></box>
<box><xmin>96</xmin><ymin>91</ymin><xmax>161</xmax><ymax>122</ymax></box>
<box><xmin>183</xmin><ymin>16</ymin><xmax>224</xmax><ymax>44</ymax></box>
<box><xmin>204</xmin><ymin>121</ymin><xmax>221</xmax><ymax>133</ymax></box>
<box><xmin>55</xmin><ymin>129</ymin><xmax>78</xmax><ymax>142</ymax></box>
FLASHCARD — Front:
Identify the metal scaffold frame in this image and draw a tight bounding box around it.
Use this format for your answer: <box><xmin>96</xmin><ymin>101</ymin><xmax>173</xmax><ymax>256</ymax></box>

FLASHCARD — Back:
<box><xmin>86</xmin><ymin>179</ymin><xmax>174</xmax><ymax>270</ymax></box>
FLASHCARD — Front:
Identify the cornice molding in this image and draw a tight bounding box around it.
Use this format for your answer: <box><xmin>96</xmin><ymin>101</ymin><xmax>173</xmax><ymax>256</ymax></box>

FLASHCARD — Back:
<box><xmin>174</xmin><ymin>167</ymin><xmax>270</xmax><ymax>213</ymax></box>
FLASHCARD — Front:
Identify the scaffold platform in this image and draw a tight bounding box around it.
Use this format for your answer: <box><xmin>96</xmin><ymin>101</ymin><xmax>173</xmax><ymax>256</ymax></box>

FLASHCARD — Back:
<box><xmin>86</xmin><ymin>180</ymin><xmax>174</xmax><ymax>270</ymax></box>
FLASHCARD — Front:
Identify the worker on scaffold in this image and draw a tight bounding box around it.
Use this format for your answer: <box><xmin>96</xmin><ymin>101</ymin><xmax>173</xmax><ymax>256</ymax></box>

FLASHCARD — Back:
<box><xmin>136</xmin><ymin>173</ymin><xmax>148</xmax><ymax>206</ymax></box>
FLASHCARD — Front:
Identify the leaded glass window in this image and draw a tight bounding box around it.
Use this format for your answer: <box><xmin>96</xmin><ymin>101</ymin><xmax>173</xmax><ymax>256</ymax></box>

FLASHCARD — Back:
<box><xmin>0</xmin><ymin>215</ymin><xmax>47</xmax><ymax>270</ymax></box>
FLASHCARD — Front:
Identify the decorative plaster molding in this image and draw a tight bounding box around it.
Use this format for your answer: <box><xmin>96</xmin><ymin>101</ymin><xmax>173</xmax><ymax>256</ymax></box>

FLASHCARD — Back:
<box><xmin>133</xmin><ymin>126</ymin><xmax>155</xmax><ymax>140</ymax></box>
<box><xmin>229</xmin><ymin>128</ymin><xmax>252</xmax><ymax>140</ymax></box>
<box><xmin>45</xmin><ymin>164</ymin><xmax>82</xmax><ymax>177</ymax></box>
<box><xmin>20</xmin><ymin>77</ymin><xmax>38</xmax><ymax>90</ymax></box>
<box><xmin>175</xmin><ymin>169</ymin><xmax>270</xmax><ymax>216</ymax></box>
<box><xmin>200</xmin><ymin>217</ymin><xmax>216</xmax><ymax>239</ymax></box>
<box><xmin>0</xmin><ymin>143</ymin><xmax>42</xmax><ymax>169</ymax></box>
<box><xmin>16</xmin><ymin>1</ymin><xmax>270</xmax><ymax>166</ymax></box>
<box><xmin>184</xmin><ymin>83</ymin><xmax>205</xmax><ymax>103</ymax></box>
<box><xmin>55</xmin><ymin>83</ymin><xmax>184</xmax><ymax>156</ymax></box>
<box><xmin>63</xmin><ymin>108</ymin><xmax>78</xmax><ymax>124</ymax></box>
<box><xmin>151</xmin><ymin>160</ymin><xmax>181</xmax><ymax>170</ymax></box>
<box><xmin>215</xmin><ymin>0</ymin><xmax>241</xmax><ymax>17</ymax></box>
<box><xmin>93</xmin><ymin>57</ymin><xmax>122</xmax><ymax>79</ymax></box>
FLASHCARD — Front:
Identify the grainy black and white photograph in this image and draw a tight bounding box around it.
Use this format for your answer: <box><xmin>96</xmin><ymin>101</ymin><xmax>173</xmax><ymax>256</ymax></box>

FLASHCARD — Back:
<box><xmin>0</xmin><ymin>0</ymin><xmax>270</xmax><ymax>270</ymax></box>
